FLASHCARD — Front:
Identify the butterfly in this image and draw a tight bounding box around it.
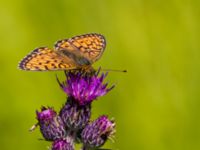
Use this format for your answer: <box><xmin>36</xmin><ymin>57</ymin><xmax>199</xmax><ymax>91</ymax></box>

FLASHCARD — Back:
<box><xmin>18</xmin><ymin>33</ymin><xmax>106</xmax><ymax>72</ymax></box>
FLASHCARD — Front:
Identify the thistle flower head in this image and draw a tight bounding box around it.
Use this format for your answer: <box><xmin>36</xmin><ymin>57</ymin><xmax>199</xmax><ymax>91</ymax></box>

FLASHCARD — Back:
<box><xmin>36</xmin><ymin>107</ymin><xmax>66</xmax><ymax>141</ymax></box>
<box><xmin>52</xmin><ymin>138</ymin><xmax>74</xmax><ymax>150</ymax></box>
<box><xmin>36</xmin><ymin>106</ymin><xmax>56</xmax><ymax>121</ymax></box>
<box><xmin>57</xmin><ymin>69</ymin><xmax>114</xmax><ymax>106</ymax></box>
<box><xmin>59</xmin><ymin>97</ymin><xmax>91</xmax><ymax>131</ymax></box>
<box><xmin>81</xmin><ymin>115</ymin><xmax>115</xmax><ymax>148</ymax></box>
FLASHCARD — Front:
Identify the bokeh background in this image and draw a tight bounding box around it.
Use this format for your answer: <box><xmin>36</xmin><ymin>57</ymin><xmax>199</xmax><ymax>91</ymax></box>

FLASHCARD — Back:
<box><xmin>0</xmin><ymin>0</ymin><xmax>200</xmax><ymax>150</ymax></box>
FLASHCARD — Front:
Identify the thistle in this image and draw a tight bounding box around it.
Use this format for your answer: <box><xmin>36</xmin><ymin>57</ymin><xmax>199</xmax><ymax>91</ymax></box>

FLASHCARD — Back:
<box><xmin>81</xmin><ymin>115</ymin><xmax>115</xmax><ymax>149</ymax></box>
<box><xmin>36</xmin><ymin>107</ymin><xmax>66</xmax><ymax>141</ymax></box>
<box><xmin>32</xmin><ymin>69</ymin><xmax>116</xmax><ymax>150</ymax></box>
<box><xmin>57</xmin><ymin>70</ymin><xmax>114</xmax><ymax>106</ymax></box>
<box><xmin>52</xmin><ymin>138</ymin><xmax>74</xmax><ymax>150</ymax></box>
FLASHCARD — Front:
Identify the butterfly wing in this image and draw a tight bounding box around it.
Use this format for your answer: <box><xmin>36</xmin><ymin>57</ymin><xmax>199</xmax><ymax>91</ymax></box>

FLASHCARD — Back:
<box><xmin>18</xmin><ymin>47</ymin><xmax>77</xmax><ymax>71</ymax></box>
<box><xmin>54</xmin><ymin>33</ymin><xmax>106</xmax><ymax>63</ymax></box>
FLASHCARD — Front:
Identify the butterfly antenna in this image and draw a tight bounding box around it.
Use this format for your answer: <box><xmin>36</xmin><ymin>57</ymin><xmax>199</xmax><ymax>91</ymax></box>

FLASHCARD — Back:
<box><xmin>100</xmin><ymin>68</ymin><xmax>127</xmax><ymax>73</ymax></box>
<box><xmin>82</xmin><ymin>148</ymin><xmax>111</xmax><ymax>150</ymax></box>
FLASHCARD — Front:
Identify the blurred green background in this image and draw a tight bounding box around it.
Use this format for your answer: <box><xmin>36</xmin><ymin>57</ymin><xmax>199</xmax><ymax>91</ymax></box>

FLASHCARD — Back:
<box><xmin>0</xmin><ymin>0</ymin><xmax>200</xmax><ymax>150</ymax></box>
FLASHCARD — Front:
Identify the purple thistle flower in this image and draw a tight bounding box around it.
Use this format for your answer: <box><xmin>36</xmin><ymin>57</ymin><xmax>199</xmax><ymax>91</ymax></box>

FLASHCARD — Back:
<box><xmin>81</xmin><ymin>115</ymin><xmax>115</xmax><ymax>149</ymax></box>
<box><xmin>36</xmin><ymin>107</ymin><xmax>66</xmax><ymax>141</ymax></box>
<box><xmin>59</xmin><ymin>97</ymin><xmax>91</xmax><ymax>131</ymax></box>
<box><xmin>57</xmin><ymin>70</ymin><xmax>114</xmax><ymax>106</ymax></box>
<box><xmin>52</xmin><ymin>138</ymin><xmax>74</xmax><ymax>150</ymax></box>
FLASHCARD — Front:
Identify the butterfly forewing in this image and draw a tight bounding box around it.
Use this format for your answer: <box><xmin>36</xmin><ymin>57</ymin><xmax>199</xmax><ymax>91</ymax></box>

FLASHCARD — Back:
<box><xmin>19</xmin><ymin>47</ymin><xmax>77</xmax><ymax>71</ymax></box>
<box><xmin>55</xmin><ymin>33</ymin><xmax>106</xmax><ymax>63</ymax></box>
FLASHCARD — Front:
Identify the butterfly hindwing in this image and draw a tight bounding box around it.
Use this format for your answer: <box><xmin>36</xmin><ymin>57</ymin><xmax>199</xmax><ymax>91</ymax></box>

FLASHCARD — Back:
<box><xmin>19</xmin><ymin>47</ymin><xmax>77</xmax><ymax>71</ymax></box>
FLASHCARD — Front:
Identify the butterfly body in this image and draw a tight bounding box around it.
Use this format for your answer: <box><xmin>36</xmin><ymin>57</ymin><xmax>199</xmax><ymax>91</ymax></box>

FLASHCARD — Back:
<box><xmin>18</xmin><ymin>33</ymin><xmax>106</xmax><ymax>71</ymax></box>
<box><xmin>58</xmin><ymin>49</ymin><xmax>91</xmax><ymax>66</ymax></box>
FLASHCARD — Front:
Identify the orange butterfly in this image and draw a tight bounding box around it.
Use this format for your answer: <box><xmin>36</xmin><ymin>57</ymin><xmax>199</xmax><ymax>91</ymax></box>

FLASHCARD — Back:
<box><xmin>18</xmin><ymin>33</ymin><xmax>106</xmax><ymax>72</ymax></box>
